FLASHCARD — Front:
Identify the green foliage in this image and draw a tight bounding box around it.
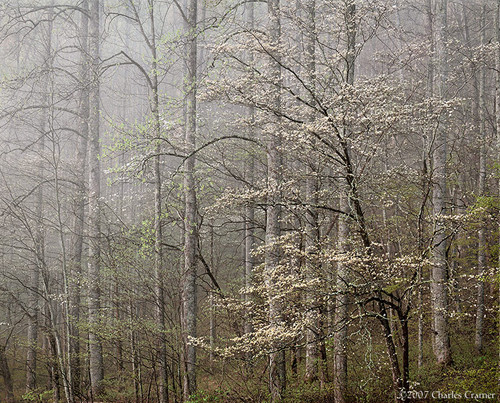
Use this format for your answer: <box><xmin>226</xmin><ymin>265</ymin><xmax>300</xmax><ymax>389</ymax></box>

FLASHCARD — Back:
<box><xmin>282</xmin><ymin>382</ymin><xmax>335</xmax><ymax>403</ymax></box>
<box><xmin>97</xmin><ymin>377</ymin><xmax>138</xmax><ymax>402</ymax></box>
<box><xmin>409</xmin><ymin>331</ymin><xmax>498</xmax><ymax>402</ymax></box>
<box><xmin>468</xmin><ymin>195</ymin><xmax>499</xmax><ymax>221</ymax></box>
<box><xmin>22</xmin><ymin>389</ymin><xmax>54</xmax><ymax>402</ymax></box>
<box><xmin>441</xmin><ymin>360</ymin><xmax>497</xmax><ymax>399</ymax></box>
<box><xmin>186</xmin><ymin>389</ymin><xmax>225</xmax><ymax>403</ymax></box>
<box><xmin>491</xmin><ymin>162</ymin><xmax>500</xmax><ymax>179</ymax></box>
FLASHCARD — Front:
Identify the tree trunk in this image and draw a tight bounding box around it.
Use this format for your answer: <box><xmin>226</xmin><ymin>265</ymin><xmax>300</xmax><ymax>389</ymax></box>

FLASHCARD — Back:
<box><xmin>244</xmin><ymin>0</ymin><xmax>255</xmax><ymax>341</ymax></box>
<box><xmin>129</xmin><ymin>298</ymin><xmax>142</xmax><ymax>403</ymax></box>
<box><xmin>265</xmin><ymin>1</ymin><xmax>286</xmax><ymax>400</ymax></box>
<box><xmin>431</xmin><ymin>0</ymin><xmax>452</xmax><ymax>366</ymax></box>
<box><xmin>475</xmin><ymin>4</ymin><xmax>487</xmax><ymax>355</ymax></box>
<box><xmin>0</xmin><ymin>345</ymin><xmax>14</xmax><ymax>403</ymax></box>
<box><xmin>209</xmin><ymin>233</ymin><xmax>216</xmax><ymax>366</ymax></box>
<box><xmin>377</xmin><ymin>300</ymin><xmax>403</xmax><ymax>403</ymax></box>
<box><xmin>88</xmin><ymin>0</ymin><xmax>104</xmax><ymax>396</ymax></box>
<box><xmin>303</xmin><ymin>0</ymin><xmax>319</xmax><ymax>384</ymax></box>
<box><xmin>334</xmin><ymin>193</ymin><xmax>350</xmax><ymax>403</ymax></box>
<box><xmin>148</xmin><ymin>4</ymin><xmax>169</xmax><ymax>401</ymax></box>
<box><xmin>334</xmin><ymin>2</ymin><xmax>356</xmax><ymax>401</ymax></box>
<box><xmin>182</xmin><ymin>0</ymin><xmax>198</xmax><ymax>398</ymax></box>
<box><xmin>68</xmin><ymin>0</ymin><xmax>90</xmax><ymax>395</ymax></box>
<box><xmin>26</xmin><ymin>113</ymin><xmax>43</xmax><ymax>395</ymax></box>
<box><xmin>45</xmin><ymin>304</ymin><xmax>61</xmax><ymax>403</ymax></box>
<box><xmin>417</xmin><ymin>0</ymin><xmax>435</xmax><ymax>370</ymax></box>
<box><xmin>400</xmin><ymin>313</ymin><xmax>410</xmax><ymax>397</ymax></box>
<box><xmin>495</xmin><ymin>0</ymin><xmax>500</xmax><ymax>389</ymax></box>
<box><xmin>25</xmin><ymin>9</ymin><xmax>54</xmax><ymax>394</ymax></box>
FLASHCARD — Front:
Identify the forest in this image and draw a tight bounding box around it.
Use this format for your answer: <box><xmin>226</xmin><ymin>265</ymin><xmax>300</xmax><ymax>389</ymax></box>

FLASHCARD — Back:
<box><xmin>0</xmin><ymin>0</ymin><xmax>499</xmax><ymax>402</ymax></box>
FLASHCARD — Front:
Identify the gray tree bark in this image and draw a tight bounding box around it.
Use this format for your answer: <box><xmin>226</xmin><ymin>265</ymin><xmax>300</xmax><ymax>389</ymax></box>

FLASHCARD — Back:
<box><xmin>68</xmin><ymin>0</ymin><xmax>89</xmax><ymax>394</ymax></box>
<box><xmin>120</xmin><ymin>2</ymin><xmax>170</xmax><ymax>396</ymax></box>
<box><xmin>27</xmin><ymin>3</ymin><xmax>56</xmax><ymax>392</ymax></box>
<box><xmin>431</xmin><ymin>0</ymin><xmax>452</xmax><ymax>366</ymax></box>
<box><xmin>88</xmin><ymin>0</ymin><xmax>104</xmax><ymax>395</ymax></box>
<box><xmin>417</xmin><ymin>0</ymin><xmax>435</xmax><ymax>370</ymax></box>
<box><xmin>25</xmin><ymin>14</ymin><xmax>54</xmax><ymax>396</ymax></box>
<box><xmin>474</xmin><ymin>4</ymin><xmax>486</xmax><ymax>355</ymax></box>
<box><xmin>26</xmin><ymin>92</ymin><xmax>44</xmax><ymax>396</ymax></box>
<box><xmin>303</xmin><ymin>0</ymin><xmax>319</xmax><ymax>384</ymax></box>
<box><xmin>265</xmin><ymin>0</ymin><xmax>286</xmax><ymax>400</ymax></box>
<box><xmin>334</xmin><ymin>2</ymin><xmax>356</xmax><ymax>401</ymax></box>
<box><xmin>209</xmin><ymin>224</ymin><xmax>216</xmax><ymax>365</ymax></box>
<box><xmin>36</xmin><ymin>13</ymin><xmax>77</xmax><ymax>399</ymax></box>
<box><xmin>334</xmin><ymin>193</ymin><xmax>350</xmax><ymax>403</ymax></box>
<box><xmin>182</xmin><ymin>0</ymin><xmax>198</xmax><ymax>399</ymax></box>
<box><xmin>147</xmin><ymin>2</ymin><xmax>169</xmax><ymax>400</ymax></box>
<box><xmin>244</xmin><ymin>0</ymin><xmax>255</xmax><ymax>340</ymax></box>
<box><xmin>495</xmin><ymin>0</ymin><xmax>500</xmax><ymax>387</ymax></box>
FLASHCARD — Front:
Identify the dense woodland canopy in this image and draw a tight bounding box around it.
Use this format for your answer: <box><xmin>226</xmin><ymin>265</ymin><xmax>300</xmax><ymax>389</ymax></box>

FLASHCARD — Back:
<box><xmin>0</xmin><ymin>0</ymin><xmax>499</xmax><ymax>402</ymax></box>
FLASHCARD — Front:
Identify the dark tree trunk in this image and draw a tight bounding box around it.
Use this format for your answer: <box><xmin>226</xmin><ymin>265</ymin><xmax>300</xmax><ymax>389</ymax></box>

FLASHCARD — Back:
<box><xmin>0</xmin><ymin>345</ymin><xmax>14</xmax><ymax>403</ymax></box>
<box><xmin>377</xmin><ymin>300</ymin><xmax>404</xmax><ymax>403</ymax></box>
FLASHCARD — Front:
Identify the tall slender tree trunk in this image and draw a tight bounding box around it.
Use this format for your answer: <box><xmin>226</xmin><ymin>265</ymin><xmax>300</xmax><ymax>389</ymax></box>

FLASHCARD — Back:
<box><xmin>182</xmin><ymin>0</ymin><xmax>198</xmax><ymax>398</ymax></box>
<box><xmin>148</xmin><ymin>4</ymin><xmax>169</xmax><ymax>401</ymax></box>
<box><xmin>129</xmin><ymin>297</ymin><xmax>142</xmax><ymax>403</ymax></box>
<box><xmin>401</xmin><ymin>315</ymin><xmax>410</xmax><ymax>399</ymax></box>
<box><xmin>303</xmin><ymin>0</ymin><xmax>319</xmax><ymax>384</ymax></box>
<box><xmin>26</xmin><ymin>108</ymin><xmax>43</xmax><ymax>396</ymax></box>
<box><xmin>495</xmin><ymin>0</ymin><xmax>500</xmax><ymax>391</ymax></box>
<box><xmin>417</xmin><ymin>0</ymin><xmax>435</xmax><ymax>371</ymax></box>
<box><xmin>69</xmin><ymin>1</ymin><xmax>90</xmax><ymax>394</ymax></box>
<box><xmin>244</xmin><ymin>0</ymin><xmax>255</xmax><ymax>341</ymax></box>
<box><xmin>266</xmin><ymin>1</ymin><xmax>286</xmax><ymax>400</ymax></box>
<box><xmin>25</xmin><ymin>10</ymin><xmax>54</xmax><ymax>394</ymax></box>
<box><xmin>334</xmin><ymin>193</ymin><xmax>350</xmax><ymax>403</ymax></box>
<box><xmin>334</xmin><ymin>2</ymin><xmax>356</xmax><ymax>401</ymax></box>
<box><xmin>0</xmin><ymin>345</ymin><xmax>14</xmax><ymax>403</ymax></box>
<box><xmin>47</xmin><ymin>326</ymin><xmax>61</xmax><ymax>403</ymax></box>
<box><xmin>52</xmin><ymin>79</ymin><xmax>76</xmax><ymax>403</ymax></box>
<box><xmin>209</xmin><ymin>225</ymin><xmax>216</xmax><ymax>365</ymax></box>
<box><xmin>377</xmin><ymin>300</ymin><xmax>403</xmax><ymax>403</ymax></box>
<box><xmin>40</xmin><ymin>274</ymin><xmax>72</xmax><ymax>403</ymax></box>
<box><xmin>431</xmin><ymin>0</ymin><xmax>452</xmax><ymax>366</ymax></box>
<box><xmin>27</xmin><ymin>3</ymin><xmax>57</xmax><ymax>392</ymax></box>
<box><xmin>475</xmin><ymin>4</ymin><xmax>487</xmax><ymax>355</ymax></box>
<box><xmin>88</xmin><ymin>0</ymin><xmax>104</xmax><ymax>396</ymax></box>
<box><xmin>416</xmin><ymin>0</ymin><xmax>439</xmax><ymax>371</ymax></box>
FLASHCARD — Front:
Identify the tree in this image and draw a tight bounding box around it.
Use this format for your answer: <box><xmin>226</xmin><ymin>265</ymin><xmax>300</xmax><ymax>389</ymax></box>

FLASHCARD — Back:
<box><xmin>264</xmin><ymin>0</ymin><xmax>287</xmax><ymax>400</ymax></box>
<box><xmin>88</xmin><ymin>0</ymin><xmax>104</xmax><ymax>396</ymax></box>
<box><xmin>303</xmin><ymin>0</ymin><xmax>320</xmax><ymax>384</ymax></box>
<box><xmin>183</xmin><ymin>0</ymin><xmax>198</xmax><ymax>398</ymax></box>
<box><xmin>431</xmin><ymin>0</ymin><xmax>452</xmax><ymax>366</ymax></box>
<box><xmin>334</xmin><ymin>2</ymin><xmax>356</xmax><ymax>401</ymax></box>
<box><xmin>243</xmin><ymin>0</ymin><xmax>256</xmax><ymax>342</ymax></box>
<box><xmin>495</xmin><ymin>0</ymin><xmax>500</xmax><ymax>386</ymax></box>
<box><xmin>150</xmin><ymin>0</ymin><xmax>169</xmax><ymax>398</ymax></box>
<box><xmin>474</xmin><ymin>1</ymin><xmax>487</xmax><ymax>355</ymax></box>
<box><xmin>67</xmin><ymin>0</ymin><xmax>89</xmax><ymax>394</ymax></box>
<box><xmin>0</xmin><ymin>0</ymin><xmax>498</xmax><ymax>401</ymax></box>
<box><xmin>1</xmin><ymin>340</ymin><xmax>15</xmax><ymax>402</ymax></box>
